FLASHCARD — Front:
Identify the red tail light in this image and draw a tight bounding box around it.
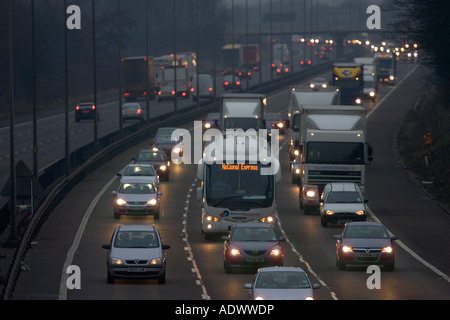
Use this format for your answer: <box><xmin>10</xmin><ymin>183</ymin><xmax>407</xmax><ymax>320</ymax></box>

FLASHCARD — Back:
<box><xmin>300</xmin><ymin>61</ymin><xmax>304</xmax><ymax>65</ymax></box>
<box><xmin>76</xmin><ymin>106</ymin><xmax>80</xmax><ymax>110</ymax></box>
<box><xmin>190</xmin><ymin>88</ymin><xmax>195</xmax><ymax>92</ymax></box>
<box><xmin>308</xmin><ymin>60</ymin><xmax>312</xmax><ymax>65</ymax></box>
<box><xmin>171</xmin><ymin>91</ymin><xmax>175</xmax><ymax>95</ymax></box>
<box><xmin>236</xmin><ymin>81</ymin><xmax>241</xmax><ymax>85</ymax></box>
<box><xmin>224</xmin><ymin>81</ymin><xmax>229</xmax><ymax>86</ymax></box>
<box><xmin>124</xmin><ymin>92</ymin><xmax>130</xmax><ymax>96</ymax></box>
<box><xmin>92</xmin><ymin>105</ymin><xmax>96</xmax><ymax>110</ymax></box>
<box><xmin>182</xmin><ymin>92</ymin><xmax>186</xmax><ymax>97</ymax></box>
<box><xmin>209</xmin><ymin>87</ymin><xmax>213</xmax><ymax>92</ymax></box>
<box><xmin>137</xmin><ymin>109</ymin><xmax>142</xmax><ymax>114</ymax></box>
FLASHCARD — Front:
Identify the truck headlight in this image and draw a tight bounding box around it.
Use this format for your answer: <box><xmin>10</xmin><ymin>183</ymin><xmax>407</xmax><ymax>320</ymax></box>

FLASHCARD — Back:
<box><xmin>306</xmin><ymin>190</ymin><xmax>316</xmax><ymax>198</ymax></box>
<box><xmin>259</xmin><ymin>216</ymin><xmax>274</xmax><ymax>223</ymax></box>
<box><xmin>355</xmin><ymin>98</ymin><xmax>362</xmax><ymax>104</ymax></box>
<box><xmin>369</xmin><ymin>91</ymin><xmax>375</xmax><ymax>97</ymax></box>
<box><xmin>389</xmin><ymin>75</ymin><xmax>395</xmax><ymax>81</ymax></box>
<box><xmin>206</xmin><ymin>215</ymin><xmax>220</xmax><ymax>222</ymax></box>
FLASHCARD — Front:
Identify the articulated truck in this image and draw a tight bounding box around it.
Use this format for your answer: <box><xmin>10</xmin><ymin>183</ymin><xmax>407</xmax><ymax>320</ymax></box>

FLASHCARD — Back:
<box><xmin>296</xmin><ymin>105</ymin><xmax>373</xmax><ymax>214</ymax></box>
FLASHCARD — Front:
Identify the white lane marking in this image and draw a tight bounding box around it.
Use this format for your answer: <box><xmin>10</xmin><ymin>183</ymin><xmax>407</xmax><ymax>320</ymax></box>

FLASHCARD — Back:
<box><xmin>59</xmin><ymin>174</ymin><xmax>118</xmax><ymax>300</ymax></box>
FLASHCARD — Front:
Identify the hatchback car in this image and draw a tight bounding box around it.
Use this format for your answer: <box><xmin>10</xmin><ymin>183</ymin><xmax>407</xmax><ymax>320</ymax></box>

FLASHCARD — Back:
<box><xmin>152</xmin><ymin>127</ymin><xmax>183</xmax><ymax>160</ymax></box>
<box><xmin>112</xmin><ymin>177</ymin><xmax>163</xmax><ymax>219</ymax></box>
<box><xmin>117</xmin><ymin>163</ymin><xmax>159</xmax><ymax>189</ymax></box>
<box><xmin>102</xmin><ymin>224</ymin><xmax>170</xmax><ymax>284</ymax></box>
<box><xmin>75</xmin><ymin>102</ymin><xmax>98</xmax><ymax>122</ymax></box>
<box><xmin>133</xmin><ymin>148</ymin><xmax>170</xmax><ymax>181</ymax></box>
<box><xmin>244</xmin><ymin>267</ymin><xmax>320</xmax><ymax>300</ymax></box>
<box><xmin>333</xmin><ymin>221</ymin><xmax>398</xmax><ymax>271</ymax></box>
<box><xmin>309</xmin><ymin>77</ymin><xmax>328</xmax><ymax>90</ymax></box>
<box><xmin>319</xmin><ymin>182</ymin><xmax>367</xmax><ymax>227</ymax></box>
<box><xmin>223</xmin><ymin>74</ymin><xmax>242</xmax><ymax>92</ymax></box>
<box><xmin>223</xmin><ymin>223</ymin><xmax>285</xmax><ymax>273</ymax></box>
<box><xmin>157</xmin><ymin>86</ymin><xmax>176</xmax><ymax>102</ymax></box>
<box><xmin>122</xmin><ymin>102</ymin><xmax>145</xmax><ymax>122</ymax></box>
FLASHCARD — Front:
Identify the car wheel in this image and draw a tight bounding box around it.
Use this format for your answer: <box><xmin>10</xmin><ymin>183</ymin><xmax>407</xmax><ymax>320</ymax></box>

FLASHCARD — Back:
<box><xmin>107</xmin><ymin>272</ymin><xmax>115</xmax><ymax>284</ymax></box>
<box><xmin>321</xmin><ymin>216</ymin><xmax>328</xmax><ymax>228</ymax></box>
<box><xmin>114</xmin><ymin>212</ymin><xmax>120</xmax><ymax>219</ymax></box>
<box><xmin>158</xmin><ymin>270</ymin><xmax>166</xmax><ymax>284</ymax></box>
<box><xmin>224</xmin><ymin>261</ymin><xmax>232</xmax><ymax>274</ymax></box>
<box><xmin>337</xmin><ymin>258</ymin><xmax>346</xmax><ymax>270</ymax></box>
<box><xmin>153</xmin><ymin>211</ymin><xmax>160</xmax><ymax>220</ymax></box>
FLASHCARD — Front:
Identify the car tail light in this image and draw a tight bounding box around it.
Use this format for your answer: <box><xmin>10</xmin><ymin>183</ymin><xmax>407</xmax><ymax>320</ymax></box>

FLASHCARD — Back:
<box><xmin>171</xmin><ymin>91</ymin><xmax>175</xmax><ymax>95</ymax></box>
<box><xmin>143</xmin><ymin>91</ymin><xmax>147</xmax><ymax>96</ymax></box>
<box><xmin>190</xmin><ymin>88</ymin><xmax>194</xmax><ymax>92</ymax></box>
<box><xmin>76</xmin><ymin>106</ymin><xmax>80</xmax><ymax>110</ymax></box>
<box><xmin>124</xmin><ymin>92</ymin><xmax>130</xmax><ymax>96</ymax></box>
<box><xmin>224</xmin><ymin>81</ymin><xmax>229</xmax><ymax>86</ymax></box>
<box><xmin>92</xmin><ymin>105</ymin><xmax>96</xmax><ymax>110</ymax></box>
<box><xmin>137</xmin><ymin>109</ymin><xmax>142</xmax><ymax>114</ymax></box>
<box><xmin>158</xmin><ymin>91</ymin><xmax>162</xmax><ymax>95</ymax></box>
<box><xmin>182</xmin><ymin>92</ymin><xmax>186</xmax><ymax>97</ymax></box>
<box><xmin>236</xmin><ymin>81</ymin><xmax>241</xmax><ymax>85</ymax></box>
<box><xmin>300</xmin><ymin>61</ymin><xmax>304</xmax><ymax>65</ymax></box>
<box><xmin>209</xmin><ymin>87</ymin><xmax>213</xmax><ymax>92</ymax></box>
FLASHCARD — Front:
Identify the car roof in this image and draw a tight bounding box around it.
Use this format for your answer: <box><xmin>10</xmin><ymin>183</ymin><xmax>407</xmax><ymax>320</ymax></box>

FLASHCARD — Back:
<box><xmin>125</xmin><ymin>163</ymin><xmax>155</xmax><ymax>168</ymax></box>
<box><xmin>117</xmin><ymin>224</ymin><xmax>156</xmax><ymax>232</ymax></box>
<box><xmin>328</xmin><ymin>182</ymin><xmax>360</xmax><ymax>192</ymax></box>
<box><xmin>77</xmin><ymin>102</ymin><xmax>94</xmax><ymax>106</ymax></box>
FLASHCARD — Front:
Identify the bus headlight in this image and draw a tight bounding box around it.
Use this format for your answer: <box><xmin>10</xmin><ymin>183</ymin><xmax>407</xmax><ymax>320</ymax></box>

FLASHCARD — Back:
<box><xmin>206</xmin><ymin>215</ymin><xmax>220</xmax><ymax>222</ymax></box>
<box><xmin>306</xmin><ymin>190</ymin><xmax>316</xmax><ymax>198</ymax></box>
<box><xmin>369</xmin><ymin>91</ymin><xmax>375</xmax><ymax>97</ymax></box>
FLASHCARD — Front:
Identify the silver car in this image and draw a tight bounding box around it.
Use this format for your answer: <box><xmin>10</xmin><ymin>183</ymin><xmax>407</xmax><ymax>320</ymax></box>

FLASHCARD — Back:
<box><xmin>112</xmin><ymin>177</ymin><xmax>163</xmax><ymax>219</ymax></box>
<box><xmin>244</xmin><ymin>267</ymin><xmax>320</xmax><ymax>300</ymax></box>
<box><xmin>319</xmin><ymin>182</ymin><xmax>367</xmax><ymax>227</ymax></box>
<box><xmin>102</xmin><ymin>224</ymin><xmax>170</xmax><ymax>284</ymax></box>
<box><xmin>122</xmin><ymin>102</ymin><xmax>145</xmax><ymax>122</ymax></box>
<box><xmin>117</xmin><ymin>163</ymin><xmax>159</xmax><ymax>189</ymax></box>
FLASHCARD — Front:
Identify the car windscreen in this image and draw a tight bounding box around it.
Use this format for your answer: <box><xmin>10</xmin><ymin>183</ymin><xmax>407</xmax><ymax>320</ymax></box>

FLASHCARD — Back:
<box><xmin>114</xmin><ymin>231</ymin><xmax>160</xmax><ymax>248</ymax></box>
<box><xmin>119</xmin><ymin>182</ymin><xmax>156</xmax><ymax>194</ymax></box>
<box><xmin>326</xmin><ymin>191</ymin><xmax>362</xmax><ymax>203</ymax></box>
<box><xmin>255</xmin><ymin>271</ymin><xmax>311</xmax><ymax>289</ymax></box>
<box><xmin>136</xmin><ymin>151</ymin><xmax>166</xmax><ymax>161</ymax></box>
<box><xmin>231</xmin><ymin>227</ymin><xmax>277</xmax><ymax>242</ymax></box>
<box><xmin>343</xmin><ymin>225</ymin><xmax>389</xmax><ymax>239</ymax></box>
<box><xmin>123</xmin><ymin>165</ymin><xmax>156</xmax><ymax>176</ymax></box>
<box><xmin>306</xmin><ymin>142</ymin><xmax>364</xmax><ymax>164</ymax></box>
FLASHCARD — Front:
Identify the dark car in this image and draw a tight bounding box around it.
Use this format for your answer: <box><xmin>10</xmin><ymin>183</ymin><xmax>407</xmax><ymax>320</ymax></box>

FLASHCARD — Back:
<box><xmin>203</xmin><ymin>112</ymin><xmax>220</xmax><ymax>131</ymax></box>
<box><xmin>223</xmin><ymin>223</ymin><xmax>285</xmax><ymax>273</ymax></box>
<box><xmin>333</xmin><ymin>221</ymin><xmax>398</xmax><ymax>271</ymax></box>
<box><xmin>265</xmin><ymin>112</ymin><xmax>287</xmax><ymax>135</ymax></box>
<box><xmin>133</xmin><ymin>148</ymin><xmax>170</xmax><ymax>181</ymax></box>
<box><xmin>102</xmin><ymin>224</ymin><xmax>170</xmax><ymax>284</ymax></box>
<box><xmin>223</xmin><ymin>74</ymin><xmax>242</xmax><ymax>92</ymax></box>
<box><xmin>75</xmin><ymin>102</ymin><xmax>98</xmax><ymax>122</ymax></box>
<box><xmin>152</xmin><ymin>127</ymin><xmax>183</xmax><ymax>160</ymax></box>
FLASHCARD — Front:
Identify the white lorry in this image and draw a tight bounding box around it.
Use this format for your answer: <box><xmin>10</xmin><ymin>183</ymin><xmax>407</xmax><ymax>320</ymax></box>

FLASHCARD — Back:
<box><xmin>196</xmin><ymin>132</ymin><xmax>281</xmax><ymax>240</ymax></box>
<box><xmin>288</xmin><ymin>87</ymin><xmax>340</xmax><ymax>162</ymax></box>
<box><xmin>220</xmin><ymin>93</ymin><xmax>266</xmax><ymax>132</ymax></box>
<box><xmin>161</xmin><ymin>65</ymin><xmax>191</xmax><ymax>98</ymax></box>
<box><xmin>296</xmin><ymin>104</ymin><xmax>373</xmax><ymax>214</ymax></box>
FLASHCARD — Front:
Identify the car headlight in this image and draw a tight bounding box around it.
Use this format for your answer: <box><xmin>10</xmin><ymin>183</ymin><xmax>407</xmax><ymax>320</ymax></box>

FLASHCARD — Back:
<box><xmin>294</xmin><ymin>149</ymin><xmax>299</xmax><ymax>156</ymax></box>
<box><xmin>151</xmin><ymin>258</ymin><xmax>164</xmax><ymax>265</ymax></box>
<box><xmin>270</xmin><ymin>248</ymin><xmax>281</xmax><ymax>256</ymax></box>
<box><xmin>147</xmin><ymin>199</ymin><xmax>157</xmax><ymax>206</ymax></box>
<box><xmin>389</xmin><ymin>75</ymin><xmax>395</xmax><ymax>81</ymax></box>
<box><xmin>305</xmin><ymin>296</ymin><xmax>314</xmax><ymax>300</ymax></box>
<box><xmin>204</xmin><ymin>123</ymin><xmax>211</xmax><ymax>129</ymax></box>
<box><xmin>356</xmin><ymin>210</ymin><xmax>365</xmax><ymax>215</ymax></box>
<box><xmin>230</xmin><ymin>248</ymin><xmax>241</xmax><ymax>256</ymax></box>
<box><xmin>382</xmin><ymin>246</ymin><xmax>393</xmax><ymax>253</ymax></box>
<box><xmin>255</xmin><ymin>296</ymin><xmax>264</xmax><ymax>300</ymax></box>
<box><xmin>355</xmin><ymin>98</ymin><xmax>362</xmax><ymax>104</ymax></box>
<box><xmin>325</xmin><ymin>210</ymin><xmax>334</xmax><ymax>215</ymax></box>
<box><xmin>110</xmin><ymin>258</ymin><xmax>123</xmax><ymax>265</ymax></box>
<box><xmin>116</xmin><ymin>198</ymin><xmax>127</xmax><ymax>206</ymax></box>
<box><xmin>173</xmin><ymin>147</ymin><xmax>182</xmax><ymax>154</ymax></box>
<box><xmin>369</xmin><ymin>91</ymin><xmax>375</xmax><ymax>97</ymax></box>
<box><xmin>342</xmin><ymin>245</ymin><xmax>353</xmax><ymax>253</ymax></box>
<box><xmin>277</xmin><ymin>122</ymin><xmax>284</xmax><ymax>128</ymax></box>
<box><xmin>322</xmin><ymin>83</ymin><xmax>327</xmax><ymax>88</ymax></box>
<box><xmin>310</xmin><ymin>83</ymin><xmax>315</xmax><ymax>88</ymax></box>
<box><xmin>259</xmin><ymin>216</ymin><xmax>274</xmax><ymax>223</ymax></box>
<box><xmin>160</xmin><ymin>165</ymin><xmax>167</xmax><ymax>171</ymax></box>
<box><xmin>295</xmin><ymin>168</ymin><xmax>300</xmax><ymax>174</ymax></box>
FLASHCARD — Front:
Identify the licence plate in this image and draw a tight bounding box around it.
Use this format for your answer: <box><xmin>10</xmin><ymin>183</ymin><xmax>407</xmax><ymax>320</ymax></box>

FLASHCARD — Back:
<box><xmin>338</xmin><ymin>219</ymin><xmax>352</xmax><ymax>224</ymax></box>
<box><xmin>128</xmin><ymin>268</ymin><xmax>146</xmax><ymax>272</ymax></box>
<box><xmin>82</xmin><ymin>110</ymin><xmax>90</xmax><ymax>114</ymax></box>
<box><xmin>247</xmin><ymin>257</ymin><xmax>264</xmax><ymax>263</ymax></box>
<box><xmin>357</xmin><ymin>253</ymin><xmax>378</xmax><ymax>258</ymax></box>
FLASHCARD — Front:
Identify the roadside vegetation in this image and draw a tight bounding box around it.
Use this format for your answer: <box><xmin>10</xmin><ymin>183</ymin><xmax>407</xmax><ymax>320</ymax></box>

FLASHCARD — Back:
<box><xmin>390</xmin><ymin>0</ymin><xmax>450</xmax><ymax>210</ymax></box>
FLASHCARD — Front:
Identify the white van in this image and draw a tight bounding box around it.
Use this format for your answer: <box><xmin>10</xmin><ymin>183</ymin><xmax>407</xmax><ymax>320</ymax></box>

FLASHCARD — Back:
<box><xmin>190</xmin><ymin>74</ymin><xmax>214</xmax><ymax>101</ymax></box>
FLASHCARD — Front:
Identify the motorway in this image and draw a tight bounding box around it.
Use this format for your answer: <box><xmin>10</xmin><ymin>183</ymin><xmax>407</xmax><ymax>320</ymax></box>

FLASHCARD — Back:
<box><xmin>10</xmin><ymin>60</ymin><xmax>450</xmax><ymax>301</ymax></box>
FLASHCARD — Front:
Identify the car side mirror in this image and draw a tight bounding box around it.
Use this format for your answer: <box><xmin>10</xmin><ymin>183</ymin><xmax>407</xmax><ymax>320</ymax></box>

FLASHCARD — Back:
<box><xmin>157</xmin><ymin>191</ymin><xmax>163</xmax><ymax>196</ymax></box>
<box><xmin>279</xmin><ymin>236</ymin><xmax>286</xmax><ymax>241</ymax></box>
<box><xmin>244</xmin><ymin>283</ymin><xmax>252</xmax><ymax>289</ymax></box>
<box><xmin>102</xmin><ymin>244</ymin><xmax>111</xmax><ymax>250</ymax></box>
<box><xmin>332</xmin><ymin>235</ymin><xmax>341</xmax><ymax>240</ymax></box>
<box><xmin>222</xmin><ymin>236</ymin><xmax>230</xmax><ymax>241</ymax></box>
<box><xmin>313</xmin><ymin>283</ymin><xmax>320</xmax><ymax>289</ymax></box>
<box><xmin>162</xmin><ymin>244</ymin><xmax>171</xmax><ymax>250</ymax></box>
<box><xmin>111</xmin><ymin>191</ymin><xmax>117</xmax><ymax>196</ymax></box>
<box><xmin>390</xmin><ymin>235</ymin><xmax>399</xmax><ymax>241</ymax></box>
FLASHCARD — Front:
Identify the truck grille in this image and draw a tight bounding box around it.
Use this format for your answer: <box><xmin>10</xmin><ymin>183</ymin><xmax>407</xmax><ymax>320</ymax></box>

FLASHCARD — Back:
<box><xmin>308</xmin><ymin>170</ymin><xmax>362</xmax><ymax>183</ymax></box>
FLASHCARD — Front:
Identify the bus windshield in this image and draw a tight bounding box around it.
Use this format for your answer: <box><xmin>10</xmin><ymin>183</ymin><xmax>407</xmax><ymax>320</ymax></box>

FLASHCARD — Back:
<box><xmin>205</xmin><ymin>162</ymin><xmax>274</xmax><ymax>209</ymax></box>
